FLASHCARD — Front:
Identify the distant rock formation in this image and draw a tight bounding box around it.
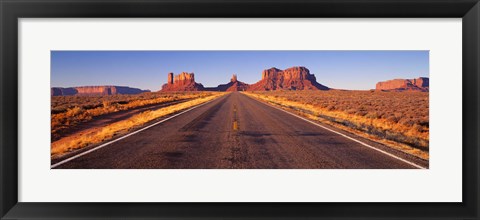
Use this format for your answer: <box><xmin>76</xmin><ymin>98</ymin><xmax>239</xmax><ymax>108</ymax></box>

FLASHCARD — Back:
<box><xmin>161</xmin><ymin>72</ymin><xmax>205</xmax><ymax>91</ymax></box>
<box><xmin>209</xmin><ymin>74</ymin><xmax>250</xmax><ymax>91</ymax></box>
<box><xmin>51</xmin><ymin>87</ymin><xmax>78</xmax><ymax>96</ymax></box>
<box><xmin>51</xmin><ymin>86</ymin><xmax>150</xmax><ymax>96</ymax></box>
<box><xmin>376</xmin><ymin>77</ymin><xmax>429</xmax><ymax>91</ymax></box>
<box><xmin>248</xmin><ymin>66</ymin><xmax>329</xmax><ymax>91</ymax></box>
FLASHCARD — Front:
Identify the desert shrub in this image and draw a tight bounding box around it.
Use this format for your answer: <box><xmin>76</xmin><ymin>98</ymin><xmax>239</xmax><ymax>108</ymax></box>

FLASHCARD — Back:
<box><xmin>65</xmin><ymin>106</ymin><xmax>83</xmax><ymax>118</ymax></box>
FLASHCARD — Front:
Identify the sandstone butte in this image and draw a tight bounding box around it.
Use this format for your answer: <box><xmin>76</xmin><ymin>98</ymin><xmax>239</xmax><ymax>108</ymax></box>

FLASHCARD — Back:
<box><xmin>247</xmin><ymin>66</ymin><xmax>329</xmax><ymax>91</ymax></box>
<box><xmin>160</xmin><ymin>66</ymin><xmax>329</xmax><ymax>92</ymax></box>
<box><xmin>161</xmin><ymin>72</ymin><xmax>205</xmax><ymax>91</ymax></box>
<box><xmin>51</xmin><ymin>86</ymin><xmax>150</xmax><ymax>96</ymax></box>
<box><xmin>375</xmin><ymin>77</ymin><xmax>429</xmax><ymax>92</ymax></box>
<box><xmin>211</xmin><ymin>74</ymin><xmax>250</xmax><ymax>91</ymax></box>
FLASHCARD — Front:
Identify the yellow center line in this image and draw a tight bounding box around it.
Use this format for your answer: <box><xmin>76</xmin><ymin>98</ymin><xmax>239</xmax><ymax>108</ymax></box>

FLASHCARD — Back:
<box><xmin>233</xmin><ymin>104</ymin><xmax>238</xmax><ymax>131</ymax></box>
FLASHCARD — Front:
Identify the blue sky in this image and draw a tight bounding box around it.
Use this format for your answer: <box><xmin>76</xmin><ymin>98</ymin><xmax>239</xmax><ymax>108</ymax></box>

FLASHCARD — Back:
<box><xmin>51</xmin><ymin>51</ymin><xmax>429</xmax><ymax>91</ymax></box>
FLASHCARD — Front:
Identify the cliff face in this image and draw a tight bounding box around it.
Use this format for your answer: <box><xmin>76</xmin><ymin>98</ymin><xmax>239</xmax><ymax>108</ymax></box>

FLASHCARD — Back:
<box><xmin>51</xmin><ymin>86</ymin><xmax>150</xmax><ymax>96</ymax></box>
<box><xmin>161</xmin><ymin>72</ymin><xmax>205</xmax><ymax>91</ymax></box>
<box><xmin>376</xmin><ymin>77</ymin><xmax>429</xmax><ymax>91</ymax></box>
<box><xmin>248</xmin><ymin>66</ymin><xmax>329</xmax><ymax>91</ymax></box>
<box><xmin>209</xmin><ymin>74</ymin><xmax>249</xmax><ymax>91</ymax></box>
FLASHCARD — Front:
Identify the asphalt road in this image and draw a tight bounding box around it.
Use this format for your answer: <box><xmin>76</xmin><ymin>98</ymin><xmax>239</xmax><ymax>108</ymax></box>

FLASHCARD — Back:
<box><xmin>53</xmin><ymin>92</ymin><xmax>426</xmax><ymax>169</ymax></box>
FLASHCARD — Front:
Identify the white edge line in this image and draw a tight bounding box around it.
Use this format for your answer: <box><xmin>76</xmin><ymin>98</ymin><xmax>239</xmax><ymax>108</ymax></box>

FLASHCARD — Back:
<box><xmin>51</xmin><ymin>96</ymin><xmax>222</xmax><ymax>169</ymax></box>
<box><xmin>244</xmin><ymin>94</ymin><xmax>427</xmax><ymax>169</ymax></box>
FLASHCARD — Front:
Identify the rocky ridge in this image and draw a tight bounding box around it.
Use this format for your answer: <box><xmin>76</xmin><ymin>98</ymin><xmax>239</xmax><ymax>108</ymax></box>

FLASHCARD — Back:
<box><xmin>376</xmin><ymin>77</ymin><xmax>429</xmax><ymax>91</ymax></box>
<box><xmin>51</xmin><ymin>86</ymin><xmax>150</xmax><ymax>96</ymax></box>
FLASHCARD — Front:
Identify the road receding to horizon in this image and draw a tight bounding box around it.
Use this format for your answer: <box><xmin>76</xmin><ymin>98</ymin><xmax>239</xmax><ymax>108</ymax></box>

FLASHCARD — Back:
<box><xmin>52</xmin><ymin>92</ymin><xmax>428</xmax><ymax>169</ymax></box>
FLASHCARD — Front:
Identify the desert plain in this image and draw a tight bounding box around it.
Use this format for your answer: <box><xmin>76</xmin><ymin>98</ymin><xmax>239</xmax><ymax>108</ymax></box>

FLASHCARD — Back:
<box><xmin>51</xmin><ymin>66</ymin><xmax>429</xmax><ymax>169</ymax></box>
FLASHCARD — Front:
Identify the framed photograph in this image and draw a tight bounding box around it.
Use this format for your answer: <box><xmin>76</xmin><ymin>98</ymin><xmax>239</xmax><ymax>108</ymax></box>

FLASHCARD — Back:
<box><xmin>1</xmin><ymin>0</ymin><xmax>479</xmax><ymax>219</ymax></box>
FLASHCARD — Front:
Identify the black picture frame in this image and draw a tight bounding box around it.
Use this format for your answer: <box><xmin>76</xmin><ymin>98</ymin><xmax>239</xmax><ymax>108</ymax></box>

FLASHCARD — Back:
<box><xmin>1</xmin><ymin>0</ymin><xmax>479</xmax><ymax>219</ymax></box>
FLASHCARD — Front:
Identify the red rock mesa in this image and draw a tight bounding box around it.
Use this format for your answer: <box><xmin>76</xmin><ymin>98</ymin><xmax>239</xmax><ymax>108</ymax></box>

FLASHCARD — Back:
<box><xmin>248</xmin><ymin>66</ymin><xmax>329</xmax><ymax>91</ymax></box>
<box><xmin>160</xmin><ymin>67</ymin><xmax>329</xmax><ymax>91</ymax></box>
<box><xmin>376</xmin><ymin>77</ymin><xmax>429</xmax><ymax>92</ymax></box>
<box><xmin>51</xmin><ymin>86</ymin><xmax>150</xmax><ymax>96</ymax></box>
<box><xmin>161</xmin><ymin>72</ymin><xmax>205</xmax><ymax>91</ymax></box>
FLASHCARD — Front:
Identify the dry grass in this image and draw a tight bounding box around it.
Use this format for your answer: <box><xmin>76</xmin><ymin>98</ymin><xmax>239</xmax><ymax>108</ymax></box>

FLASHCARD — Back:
<box><xmin>51</xmin><ymin>92</ymin><xmax>226</xmax><ymax>157</ymax></box>
<box><xmin>51</xmin><ymin>92</ymin><xmax>214</xmax><ymax>139</ymax></box>
<box><xmin>244</xmin><ymin>90</ymin><xmax>429</xmax><ymax>160</ymax></box>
